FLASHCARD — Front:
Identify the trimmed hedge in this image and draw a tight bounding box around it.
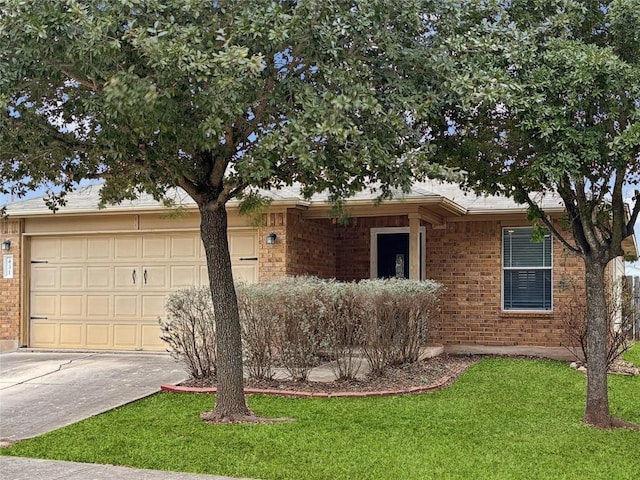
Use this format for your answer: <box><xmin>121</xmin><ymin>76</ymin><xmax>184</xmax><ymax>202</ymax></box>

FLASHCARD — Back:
<box><xmin>163</xmin><ymin>277</ymin><xmax>442</xmax><ymax>381</ymax></box>
<box><xmin>237</xmin><ymin>276</ymin><xmax>442</xmax><ymax>379</ymax></box>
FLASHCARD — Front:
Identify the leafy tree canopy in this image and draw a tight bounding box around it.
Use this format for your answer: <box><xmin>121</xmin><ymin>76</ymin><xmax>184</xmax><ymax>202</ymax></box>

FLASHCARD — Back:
<box><xmin>0</xmin><ymin>0</ymin><xmax>447</xmax><ymax>211</ymax></box>
<box><xmin>428</xmin><ymin>0</ymin><xmax>639</xmax><ymax>262</ymax></box>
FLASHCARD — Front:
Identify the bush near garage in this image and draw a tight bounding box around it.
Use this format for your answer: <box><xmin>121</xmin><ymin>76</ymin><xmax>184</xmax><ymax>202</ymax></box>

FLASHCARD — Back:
<box><xmin>163</xmin><ymin>277</ymin><xmax>442</xmax><ymax>382</ymax></box>
<box><xmin>159</xmin><ymin>287</ymin><xmax>217</xmax><ymax>380</ymax></box>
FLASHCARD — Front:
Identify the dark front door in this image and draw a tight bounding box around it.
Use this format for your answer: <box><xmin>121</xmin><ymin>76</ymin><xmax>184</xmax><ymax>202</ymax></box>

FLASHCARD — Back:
<box><xmin>377</xmin><ymin>233</ymin><xmax>409</xmax><ymax>279</ymax></box>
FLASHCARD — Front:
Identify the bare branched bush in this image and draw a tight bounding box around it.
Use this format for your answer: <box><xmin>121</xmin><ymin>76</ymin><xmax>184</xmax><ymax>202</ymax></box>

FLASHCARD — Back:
<box><xmin>560</xmin><ymin>280</ymin><xmax>635</xmax><ymax>369</ymax></box>
<box><xmin>273</xmin><ymin>276</ymin><xmax>327</xmax><ymax>381</ymax></box>
<box><xmin>359</xmin><ymin>279</ymin><xmax>442</xmax><ymax>376</ymax></box>
<box><xmin>159</xmin><ymin>287</ymin><xmax>216</xmax><ymax>380</ymax></box>
<box><xmin>238</xmin><ymin>276</ymin><xmax>442</xmax><ymax>381</ymax></box>
<box><xmin>237</xmin><ymin>283</ymin><xmax>277</xmax><ymax>380</ymax></box>
<box><xmin>317</xmin><ymin>281</ymin><xmax>365</xmax><ymax>381</ymax></box>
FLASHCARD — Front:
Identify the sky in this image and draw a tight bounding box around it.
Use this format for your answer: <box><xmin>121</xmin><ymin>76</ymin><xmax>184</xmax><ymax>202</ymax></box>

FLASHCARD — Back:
<box><xmin>2</xmin><ymin>179</ymin><xmax>639</xmax><ymax>276</ymax></box>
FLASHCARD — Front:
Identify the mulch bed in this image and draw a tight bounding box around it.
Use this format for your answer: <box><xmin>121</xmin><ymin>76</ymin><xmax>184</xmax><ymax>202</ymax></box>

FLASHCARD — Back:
<box><xmin>176</xmin><ymin>354</ymin><xmax>480</xmax><ymax>397</ymax></box>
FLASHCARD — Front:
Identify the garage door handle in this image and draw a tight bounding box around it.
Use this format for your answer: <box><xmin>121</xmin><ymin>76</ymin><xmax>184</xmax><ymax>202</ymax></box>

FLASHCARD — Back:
<box><xmin>143</xmin><ymin>269</ymin><xmax>147</xmax><ymax>284</ymax></box>
<box><xmin>239</xmin><ymin>257</ymin><xmax>258</xmax><ymax>261</ymax></box>
<box><xmin>30</xmin><ymin>316</ymin><xmax>49</xmax><ymax>320</ymax></box>
<box><xmin>132</xmin><ymin>269</ymin><xmax>137</xmax><ymax>285</ymax></box>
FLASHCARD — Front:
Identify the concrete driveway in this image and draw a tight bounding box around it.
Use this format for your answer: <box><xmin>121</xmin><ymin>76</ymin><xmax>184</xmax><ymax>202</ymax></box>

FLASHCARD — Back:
<box><xmin>0</xmin><ymin>351</ymin><xmax>188</xmax><ymax>443</ymax></box>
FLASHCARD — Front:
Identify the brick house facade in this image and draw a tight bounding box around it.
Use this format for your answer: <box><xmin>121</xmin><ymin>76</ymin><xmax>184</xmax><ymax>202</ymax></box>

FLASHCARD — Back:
<box><xmin>1</xmin><ymin>182</ymin><xmax>636</xmax><ymax>354</ymax></box>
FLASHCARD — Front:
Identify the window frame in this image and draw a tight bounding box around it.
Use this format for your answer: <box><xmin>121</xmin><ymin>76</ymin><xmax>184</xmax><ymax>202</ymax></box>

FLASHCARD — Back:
<box><xmin>502</xmin><ymin>226</ymin><xmax>553</xmax><ymax>312</ymax></box>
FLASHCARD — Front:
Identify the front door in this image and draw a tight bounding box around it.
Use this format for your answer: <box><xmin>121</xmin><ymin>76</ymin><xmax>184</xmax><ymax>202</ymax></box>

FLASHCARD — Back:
<box><xmin>377</xmin><ymin>233</ymin><xmax>410</xmax><ymax>278</ymax></box>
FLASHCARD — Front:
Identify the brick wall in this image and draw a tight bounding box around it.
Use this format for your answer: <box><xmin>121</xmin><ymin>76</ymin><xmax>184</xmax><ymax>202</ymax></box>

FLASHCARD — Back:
<box><xmin>286</xmin><ymin>211</ymin><xmax>336</xmax><ymax>278</ymax></box>
<box><xmin>260</xmin><ymin>209</ymin><xmax>588</xmax><ymax>349</ymax></box>
<box><xmin>258</xmin><ymin>212</ymin><xmax>287</xmax><ymax>282</ymax></box>
<box><xmin>0</xmin><ymin>219</ymin><xmax>22</xmax><ymax>350</ymax></box>
<box><xmin>427</xmin><ymin>220</ymin><xmax>585</xmax><ymax>348</ymax></box>
<box><xmin>335</xmin><ymin>215</ymin><xmax>409</xmax><ymax>281</ymax></box>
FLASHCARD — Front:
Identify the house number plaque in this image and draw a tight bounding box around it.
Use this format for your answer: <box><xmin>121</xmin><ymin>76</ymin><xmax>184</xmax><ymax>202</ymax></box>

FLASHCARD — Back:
<box><xmin>3</xmin><ymin>254</ymin><xmax>14</xmax><ymax>279</ymax></box>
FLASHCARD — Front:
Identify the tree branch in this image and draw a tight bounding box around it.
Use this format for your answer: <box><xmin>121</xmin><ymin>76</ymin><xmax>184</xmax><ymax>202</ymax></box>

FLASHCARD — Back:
<box><xmin>59</xmin><ymin>67</ymin><xmax>100</xmax><ymax>92</ymax></box>
<box><xmin>516</xmin><ymin>184</ymin><xmax>581</xmax><ymax>255</ymax></box>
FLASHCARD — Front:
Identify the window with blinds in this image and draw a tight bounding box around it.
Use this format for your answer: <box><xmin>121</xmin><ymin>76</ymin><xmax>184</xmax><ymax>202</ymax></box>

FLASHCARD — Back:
<box><xmin>503</xmin><ymin>227</ymin><xmax>552</xmax><ymax>311</ymax></box>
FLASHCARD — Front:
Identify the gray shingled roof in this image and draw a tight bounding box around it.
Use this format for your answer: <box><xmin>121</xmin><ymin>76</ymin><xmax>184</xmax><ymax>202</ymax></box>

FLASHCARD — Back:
<box><xmin>3</xmin><ymin>181</ymin><xmax>564</xmax><ymax>216</ymax></box>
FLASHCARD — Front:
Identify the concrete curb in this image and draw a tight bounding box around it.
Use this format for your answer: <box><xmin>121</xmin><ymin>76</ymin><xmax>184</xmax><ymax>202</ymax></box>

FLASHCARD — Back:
<box><xmin>160</xmin><ymin>363</ymin><xmax>474</xmax><ymax>398</ymax></box>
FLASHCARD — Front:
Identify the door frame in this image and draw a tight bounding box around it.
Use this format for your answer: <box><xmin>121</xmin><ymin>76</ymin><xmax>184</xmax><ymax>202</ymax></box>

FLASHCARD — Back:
<box><xmin>370</xmin><ymin>227</ymin><xmax>426</xmax><ymax>280</ymax></box>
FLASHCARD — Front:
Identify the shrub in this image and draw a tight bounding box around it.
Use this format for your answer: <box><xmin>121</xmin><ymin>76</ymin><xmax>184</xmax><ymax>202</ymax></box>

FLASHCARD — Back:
<box><xmin>271</xmin><ymin>276</ymin><xmax>328</xmax><ymax>381</ymax></box>
<box><xmin>560</xmin><ymin>280</ymin><xmax>635</xmax><ymax>369</ymax></box>
<box><xmin>359</xmin><ymin>278</ymin><xmax>441</xmax><ymax>375</ymax></box>
<box><xmin>236</xmin><ymin>282</ymin><xmax>278</xmax><ymax>380</ymax></box>
<box><xmin>316</xmin><ymin>281</ymin><xmax>365</xmax><ymax>381</ymax></box>
<box><xmin>159</xmin><ymin>287</ymin><xmax>216</xmax><ymax>380</ymax></box>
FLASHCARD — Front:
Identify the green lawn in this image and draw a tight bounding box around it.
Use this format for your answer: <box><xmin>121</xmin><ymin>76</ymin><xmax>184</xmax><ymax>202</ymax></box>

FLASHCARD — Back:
<box><xmin>3</xmin><ymin>345</ymin><xmax>639</xmax><ymax>480</ymax></box>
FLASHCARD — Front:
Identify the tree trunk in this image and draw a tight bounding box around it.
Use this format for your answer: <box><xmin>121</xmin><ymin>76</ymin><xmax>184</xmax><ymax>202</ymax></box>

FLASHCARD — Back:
<box><xmin>199</xmin><ymin>202</ymin><xmax>251</xmax><ymax>421</ymax></box>
<box><xmin>583</xmin><ymin>258</ymin><xmax>611</xmax><ymax>428</ymax></box>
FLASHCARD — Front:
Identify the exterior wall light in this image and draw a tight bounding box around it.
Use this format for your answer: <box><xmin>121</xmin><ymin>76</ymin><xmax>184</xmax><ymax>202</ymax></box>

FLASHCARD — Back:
<box><xmin>1</xmin><ymin>239</ymin><xmax>10</xmax><ymax>251</ymax></box>
<box><xmin>265</xmin><ymin>232</ymin><xmax>277</xmax><ymax>245</ymax></box>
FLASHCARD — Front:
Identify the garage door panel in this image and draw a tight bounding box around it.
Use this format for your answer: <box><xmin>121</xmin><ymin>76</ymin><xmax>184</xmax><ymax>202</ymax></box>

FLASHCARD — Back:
<box><xmin>114</xmin><ymin>296</ymin><xmax>138</xmax><ymax>317</ymax></box>
<box><xmin>233</xmin><ymin>264</ymin><xmax>257</xmax><ymax>284</ymax></box>
<box><xmin>31</xmin><ymin>322</ymin><xmax>57</xmax><ymax>346</ymax></box>
<box><xmin>60</xmin><ymin>295</ymin><xmax>83</xmax><ymax>316</ymax></box>
<box><xmin>170</xmin><ymin>265</ymin><xmax>198</xmax><ymax>288</ymax></box>
<box><xmin>142</xmin><ymin>296</ymin><xmax>165</xmax><ymax>317</ymax></box>
<box><xmin>30</xmin><ymin>230</ymin><xmax>258</xmax><ymax>351</ymax></box>
<box><xmin>114</xmin><ymin>237</ymin><xmax>138</xmax><ymax>259</ymax></box>
<box><xmin>141</xmin><ymin>325</ymin><xmax>165</xmax><ymax>349</ymax></box>
<box><xmin>31</xmin><ymin>238</ymin><xmax>59</xmax><ymax>260</ymax></box>
<box><xmin>59</xmin><ymin>323</ymin><xmax>84</xmax><ymax>347</ymax></box>
<box><xmin>230</xmin><ymin>234</ymin><xmax>258</xmax><ymax>259</ymax></box>
<box><xmin>142</xmin><ymin>237</ymin><xmax>166</xmax><ymax>259</ymax></box>
<box><xmin>31</xmin><ymin>295</ymin><xmax>57</xmax><ymax>317</ymax></box>
<box><xmin>86</xmin><ymin>324</ymin><xmax>111</xmax><ymax>348</ymax></box>
<box><xmin>87</xmin><ymin>295</ymin><xmax>110</xmax><ymax>316</ymax></box>
<box><xmin>61</xmin><ymin>238</ymin><xmax>85</xmax><ymax>260</ymax></box>
<box><xmin>172</xmin><ymin>236</ymin><xmax>198</xmax><ymax>258</ymax></box>
<box><xmin>200</xmin><ymin>266</ymin><xmax>209</xmax><ymax>286</ymax></box>
<box><xmin>142</xmin><ymin>266</ymin><xmax>168</xmax><ymax>288</ymax></box>
<box><xmin>114</xmin><ymin>325</ymin><xmax>138</xmax><ymax>349</ymax></box>
<box><xmin>88</xmin><ymin>267</ymin><xmax>111</xmax><ymax>288</ymax></box>
<box><xmin>31</xmin><ymin>267</ymin><xmax>57</xmax><ymax>289</ymax></box>
<box><xmin>87</xmin><ymin>238</ymin><xmax>111</xmax><ymax>260</ymax></box>
<box><xmin>115</xmin><ymin>266</ymin><xmax>138</xmax><ymax>288</ymax></box>
<box><xmin>60</xmin><ymin>267</ymin><xmax>84</xmax><ymax>288</ymax></box>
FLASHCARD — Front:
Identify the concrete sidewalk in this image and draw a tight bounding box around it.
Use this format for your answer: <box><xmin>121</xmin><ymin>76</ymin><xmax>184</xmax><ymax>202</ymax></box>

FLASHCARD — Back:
<box><xmin>0</xmin><ymin>457</ymin><xmax>251</xmax><ymax>480</ymax></box>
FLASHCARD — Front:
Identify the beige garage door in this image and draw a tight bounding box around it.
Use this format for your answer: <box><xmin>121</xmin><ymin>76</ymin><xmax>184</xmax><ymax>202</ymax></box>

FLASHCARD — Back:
<box><xmin>29</xmin><ymin>231</ymin><xmax>258</xmax><ymax>351</ymax></box>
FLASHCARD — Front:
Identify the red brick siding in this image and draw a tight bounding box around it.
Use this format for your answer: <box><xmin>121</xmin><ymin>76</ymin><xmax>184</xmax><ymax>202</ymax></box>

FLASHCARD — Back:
<box><xmin>427</xmin><ymin>220</ymin><xmax>585</xmax><ymax>348</ymax></box>
<box><xmin>286</xmin><ymin>212</ymin><xmax>336</xmax><ymax>278</ymax></box>
<box><xmin>254</xmin><ymin>207</ymin><xmax>589</xmax><ymax>348</ymax></box>
<box><xmin>335</xmin><ymin>216</ymin><xmax>409</xmax><ymax>281</ymax></box>
<box><xmin>258</xmin><ymin>212</ymin><xmax>287</xmax><ymax>282</ymax></box>
<box><xmin>0</xmin><ymin>219</ymin><xmax>22</xmax><ymax>344</ymax></box>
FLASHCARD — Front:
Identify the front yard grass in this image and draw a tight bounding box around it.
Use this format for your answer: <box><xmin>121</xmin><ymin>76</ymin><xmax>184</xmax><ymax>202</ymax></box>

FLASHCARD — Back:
<box><xmin>3</xmin><ymin>349</ymin><xmax>639</xmax><ymax>480</ymax></box>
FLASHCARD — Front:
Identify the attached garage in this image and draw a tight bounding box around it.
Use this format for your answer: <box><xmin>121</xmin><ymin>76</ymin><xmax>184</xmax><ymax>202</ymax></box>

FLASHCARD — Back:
<box><xmin>28</xmin><ymin>230</ymin><xmax>257</xmax><ymax>351</ymax></box>
<box><xmin>1</xmin><ymin>188</ymin><xmax>263</xmax><ymax>352</ymax></box>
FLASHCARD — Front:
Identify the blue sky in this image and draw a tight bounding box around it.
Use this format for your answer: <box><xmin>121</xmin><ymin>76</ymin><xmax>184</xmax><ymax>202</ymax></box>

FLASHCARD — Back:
<box><xmin>2</xmin><ymin>181</ymin><xmax>639</xmax><ymax>276</ymax></box>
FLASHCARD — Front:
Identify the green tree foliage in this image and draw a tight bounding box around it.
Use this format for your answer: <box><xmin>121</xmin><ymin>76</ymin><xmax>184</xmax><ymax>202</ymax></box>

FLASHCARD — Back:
<box><xmin>0</xmin><ymin>0</ymin><xmax>444</xmax><ymax>421</ymax></box>
<box><xmin>427</xmin><ymin>0</ymin><xmax>639</xmax><ymax>428</ymax></box>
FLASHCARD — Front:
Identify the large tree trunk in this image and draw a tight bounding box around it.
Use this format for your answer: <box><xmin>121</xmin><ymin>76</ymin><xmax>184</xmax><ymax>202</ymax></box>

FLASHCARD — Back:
<box><xmin>583</xmin><ymin>258</ymin><xmax>611</xmax><ymax>428</ymax></box>
<box><xmin>199</xmin><ymin>202</ymin><xmax>251</xmax><ymax>421</ymax></box>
